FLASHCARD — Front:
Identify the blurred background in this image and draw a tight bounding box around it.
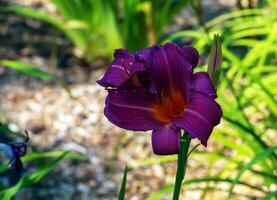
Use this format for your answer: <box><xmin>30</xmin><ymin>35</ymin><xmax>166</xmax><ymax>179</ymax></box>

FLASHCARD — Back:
<box><xmin>0</xmin><ymin>0</ymin><xmax>276</xmax><ymax>199</ymax></box>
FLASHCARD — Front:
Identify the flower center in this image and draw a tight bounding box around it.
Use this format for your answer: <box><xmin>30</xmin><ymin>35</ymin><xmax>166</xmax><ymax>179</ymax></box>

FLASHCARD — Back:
<box><xmin>153</xmin><ymin>90</ymin><xmax>186</xmax><ymax>123</ymax></box>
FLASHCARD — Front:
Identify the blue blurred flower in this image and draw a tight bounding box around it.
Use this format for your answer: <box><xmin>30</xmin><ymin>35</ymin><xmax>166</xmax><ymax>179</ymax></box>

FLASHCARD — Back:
<box><xmin>0</xmin><ymin>130</ymin><xmax>29</xmax><ymax>171</ymax></box>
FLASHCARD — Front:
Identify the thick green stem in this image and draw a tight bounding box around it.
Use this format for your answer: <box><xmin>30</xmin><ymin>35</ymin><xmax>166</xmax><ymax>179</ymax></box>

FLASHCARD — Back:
<box><xmin>172</xmin><ymin>133</ymin><xmax>191</xmax><ymax>200</ymax></box>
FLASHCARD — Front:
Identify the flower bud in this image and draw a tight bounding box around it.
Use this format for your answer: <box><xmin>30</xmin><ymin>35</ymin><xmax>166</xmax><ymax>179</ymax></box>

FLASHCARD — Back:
<box><xmin>208</xmin><ymin>34</ymin><xmax>222</xmax><ymax>88</ymax></box>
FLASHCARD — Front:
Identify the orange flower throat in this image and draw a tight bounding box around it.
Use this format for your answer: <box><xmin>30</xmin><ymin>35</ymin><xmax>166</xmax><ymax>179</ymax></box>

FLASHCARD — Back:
<box><xmin>153</xmin><ymin>90</ymin><xmax>186</xmax><ymax>123</ymax></box>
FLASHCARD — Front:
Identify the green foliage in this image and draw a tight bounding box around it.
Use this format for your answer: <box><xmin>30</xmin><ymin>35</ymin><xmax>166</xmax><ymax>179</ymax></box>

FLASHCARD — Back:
<box><xmin>0</xmin><ymin>163</ymin><xmax>9</xmax><ymax>175</ymax></box>
<box><xmin>0</xmin><ymin>1</ymin><xmax>121</xmax><ymax>61</ymax></box>
<box><xmin>22</xmin><ymin>151</ymin><xmax>86</xmax><ymax>162</ymax></box>
<box><xmin>151</xmin><ymin>0</ymin><xmax>189</xmax><ymax>37</ymax></box>
<box><xmin>0</xmin><ymin>125</ymin><xmax>86</xmax><ymax>200</ymax></box>
<box><xmin>51</xmin><ymin>0</ymin><xmax>122</xmax><ymax>61</ymax></box>
<box><xmin>229</xmin><ymin>146</ymin><xmax>277</xmax><ymax>196</ymax></box>
<box><xmin>0</xmin><ymin>5</ymin><xmax>63</xmax><ymax>28</ymax></box>
<box><xmin>0</xmin><ymin>0</ymin><xmax>190</xmax><ymax>61</ymax></box>
<box><xmin>118</xmin><ymin>166</ymin><xmax>128</xmax><ymax>200</ymax></box>
<box><xmin>0</xmin><ymin>60</ymin><xmax>70</xmax><ymax>93</ymax></box>
<box><xmin>0</xmin><ymin>151</ymin><xmax>69</xmax><ymax>200</ymax></box>
<box><xmin>124</xmin><ymin>0</ymin><xmax>149</xmax><ymax>52</ymax></box>
<box><xmin>147</xmin><ymin>177</ymin><xmax>265</xmax><ymax>200</ymax></box>
<box><xmin>124</xmin><ymin>0</ymin><xmax>190</xmax><ymax>51</ymax></box>
<box><xmin>0</xmin><ymin>150</ymin><xmax>85</xmax><ymax>200</ymax></box>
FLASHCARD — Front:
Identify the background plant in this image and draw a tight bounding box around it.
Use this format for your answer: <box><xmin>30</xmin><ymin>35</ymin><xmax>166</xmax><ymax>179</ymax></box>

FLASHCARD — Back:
<box><xmin>0</xmin><ymin>0</ymin><xmax>190</xmax><ymax>62</ymax></box>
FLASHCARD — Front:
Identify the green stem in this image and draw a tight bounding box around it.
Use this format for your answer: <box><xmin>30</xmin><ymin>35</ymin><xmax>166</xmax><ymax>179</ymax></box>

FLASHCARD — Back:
<box><xmin>172</xmin><ymin>133</ymin><xmax>191</xmax><ymax>200</ymax></box>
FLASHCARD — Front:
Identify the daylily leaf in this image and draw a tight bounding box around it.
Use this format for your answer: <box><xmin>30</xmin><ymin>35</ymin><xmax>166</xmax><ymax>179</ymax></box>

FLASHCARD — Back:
<box><xmin>118</xmin><ymin>165</ymin><xmax>128</xmax><ymax>200</ymax></box>
<box><xmin>229</xmin><ymin>146</ymin><xmax>277</xmax><ymax>197</ymax></box>
<box><xmin>0</xmin><ymin>60</ymin><xmax>70</xmax><ymax>95</ymax></box>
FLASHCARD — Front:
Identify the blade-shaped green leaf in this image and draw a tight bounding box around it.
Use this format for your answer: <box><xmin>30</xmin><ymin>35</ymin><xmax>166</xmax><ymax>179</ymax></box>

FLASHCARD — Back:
<box><xmin>229</xmin><ymin>146</ymin><xmax>277</xmax><ymax>196</ymax></box>
<box><xmin>0</xmin><ymin>163</ymin><xmax>9</xmax><ymax>174</ymax></box>
<box><xmin>262</xmin><ymin>191</ymin><xmax>277</xmax><ymax>200</ymax></box>
<box><xmin>0</xmin><ymin>60</ymin><xmax>70</xmax><ymax>93</ymax></box>
<box><xmin>118</xmin><ymin>165</ymin><xmax>128</xmax><ymax>200</ymax></box>
<box><xmin>0</xmin><ymin>151</ymin><xmax>69</xmax><ymax>200</ymax></box>
<box><xmin>147</xmin><ymin>177</ymin><xmax>264</xmax><ymax>200</ymax></box>
<box><xmin>22</xmin><ymin>151</ymin><xmax>86</xmax><ymax>162</ymax></box>
<box><xmin>0</xmin><ymin>5</ymin><xmax>63</xmax><ymax>30</ymax></box>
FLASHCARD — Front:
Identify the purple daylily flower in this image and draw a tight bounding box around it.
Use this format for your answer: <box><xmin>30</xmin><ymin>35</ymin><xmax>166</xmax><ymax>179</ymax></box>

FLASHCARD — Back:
<box><xmin>98</xmin><ymin>43</ymin><xmax>223</xmax><ymax>155</ymax></box>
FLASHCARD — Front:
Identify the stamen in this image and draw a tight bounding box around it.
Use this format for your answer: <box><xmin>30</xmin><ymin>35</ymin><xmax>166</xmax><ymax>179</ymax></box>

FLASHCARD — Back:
<box><xmin>153</xmin><ymin>90</ymin><xmax>186</xmax><ymax>123</ymax></box>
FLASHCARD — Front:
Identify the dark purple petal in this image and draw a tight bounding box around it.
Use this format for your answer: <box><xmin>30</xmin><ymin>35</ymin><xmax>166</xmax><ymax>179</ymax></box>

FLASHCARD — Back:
<box><xmin>97</xmin><ymin>49</ymin><xmax>134</xmax><ymax>88</ymax></box>
<box><xmin>130</xmin><ymin>60</ymin><xmax>148</xmax><ymax>74</ymax></box>
<box><xmin>97</xmin><ymin>48</ymin><xmax>150</xmax><ymax>89</ymax></box>
<box><xmin>183</xmin><ymin>45</ymin><xmax>199</xmax><ymax>69</ymax></box>
<box><xmin>119</xmin><ymin>71</ymin><xmax>151</xmax><ymax>89</ymax></box>
<box><xmin>104</xmin><ymin>89</ymin><xmax>163</xmax><ymax>131</ymax></box>
<box><xmin>135</xmin><ymin>47</ymin><xmax>151</xmax><ymax>62</ymax></box>
<box><xmin>192</xmin><ymin>72</ymin><xmax>217</xmax><ymax>98</ymax></box>
<box><xmin>122</xmin><ymin>47</ymin><xmax>151</xmax><ymax>87</ymax></box>
<box><xmin>173</xmin><ymin>92</ymin><xmax>222</xmax><ymax>146</ymax></box>
<box><xmin>150</xmin><ymin>43</ymin><xmax>192</xmax><ymax>100</ymax></box>
<box><xmin>151</xmin><ymin>126</ymin><xmax>180</xmax><ymax>155</ymax></box>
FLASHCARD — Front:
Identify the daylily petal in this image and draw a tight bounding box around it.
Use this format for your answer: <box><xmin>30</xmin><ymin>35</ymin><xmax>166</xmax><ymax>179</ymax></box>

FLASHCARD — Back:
<box><xmin>130</xmin><ymin>60</ymin><xmax>149</xmax><ymax>74</ymax></box>
<box><xmin>104</xmin><ymin>89</ymin><xmax>163</xmax><ymax>131</ymax></box>
<box><xmin>129</xmin><ymin>47</ymin><xmax>151</xmax><ymax>75</ymax></box>
<box><xmin>173</xmin><ymin>92</ymin><xmax>222</xmax><ymax>146</ymax></box>
<box><xmin>97</xmin><ymin>49</ymin><xmax>134</xmax><ymax>88</ymax></box>
<box><xmin>183</xmin><ymin>45</ymin><xmax>199</xmax><ymax>69</ymax></box>
<box><xmin>150</xmin><ymin>43</ymin><xmax>192</xmax><ymax>99</ymax></box>
<box><xmin>151</xmin><ymin>126</ymin><xmax>180</xmax><ymax>155</ymax></box>
<box><xmin>135</xmin><ymin>47</ymin><xmax>151</xmax><ymax>62</ymax></box>
<box><xmin>192</xmin><ymin>72</ymin><xmax>217</xmax><ymax>98</ymax></box>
